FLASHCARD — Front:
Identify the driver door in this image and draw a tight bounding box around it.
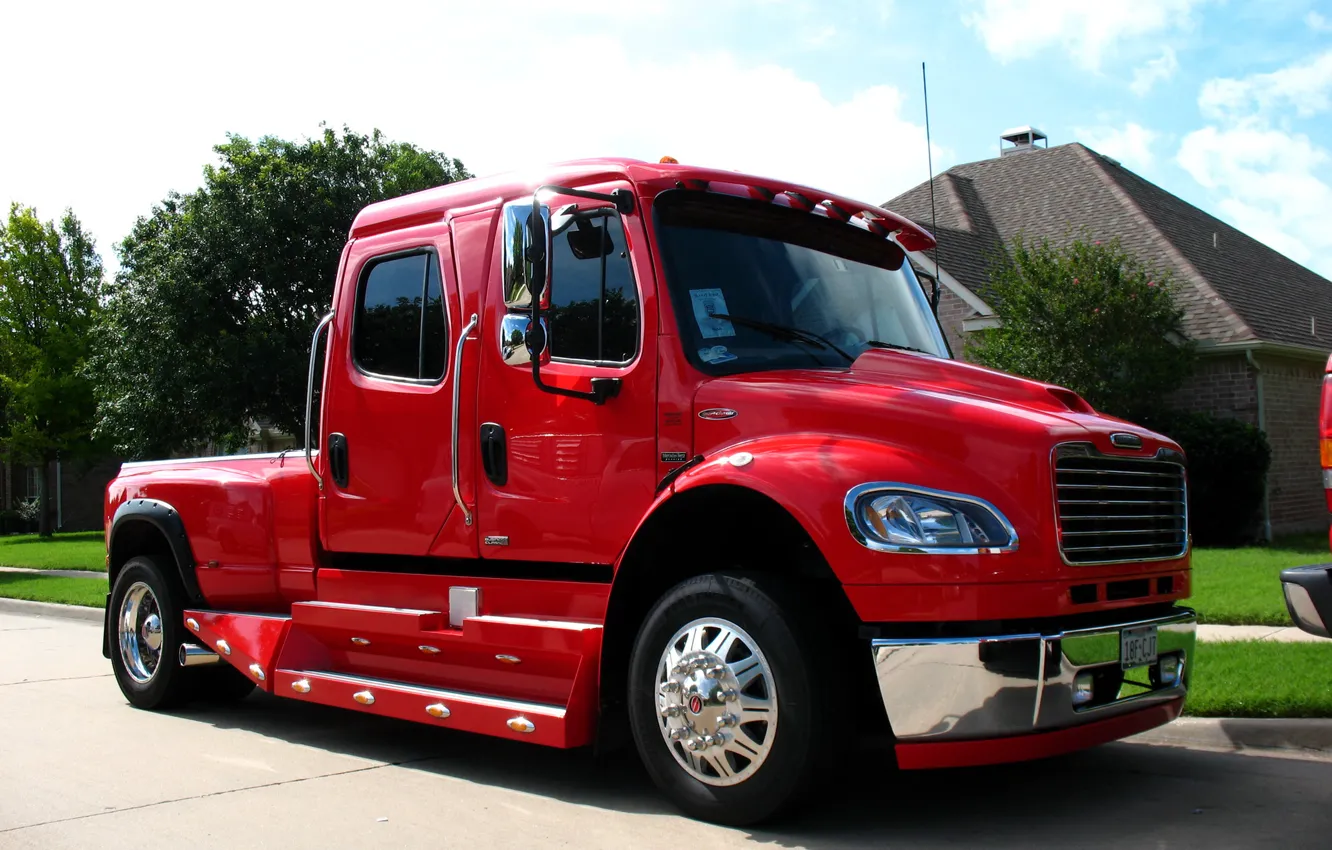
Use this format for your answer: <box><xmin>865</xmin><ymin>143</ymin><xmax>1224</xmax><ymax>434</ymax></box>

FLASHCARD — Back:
<box><xmin>473</xmin><ymin>183</ymin><xmax>658</xmax><ymax>566</ymax></box>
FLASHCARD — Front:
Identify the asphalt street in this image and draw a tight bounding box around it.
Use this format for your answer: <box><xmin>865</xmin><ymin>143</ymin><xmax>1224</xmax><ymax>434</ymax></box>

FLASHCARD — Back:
<box><xmin>3</xmin><ymin>609</ymin><xmax>1331</xmax><ymax>849</ymax></box>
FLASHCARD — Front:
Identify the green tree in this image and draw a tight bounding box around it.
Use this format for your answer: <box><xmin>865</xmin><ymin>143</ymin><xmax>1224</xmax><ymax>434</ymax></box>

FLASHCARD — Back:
<box><xmin>91</xmin><ymin>126</ymin><xmax>470</xmax><ymax>458</ymax></box>
<box><xmin>968</xmin><ymin>234</ymin><xmax>1196</xmax><ymax>420</ymax></box>
<box><xmin>0</xmin><ymin>205</ymin><xmax>104</xmax><ymax>536</ymax></box>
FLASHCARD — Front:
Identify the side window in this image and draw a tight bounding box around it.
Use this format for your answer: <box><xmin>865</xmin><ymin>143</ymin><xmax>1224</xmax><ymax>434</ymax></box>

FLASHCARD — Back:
<box><xmin>354</xmin><ymin>251</ymin><xmax>448</xmax><ymax>381</ymax></box>
<box><xmin>548</xmin><ymin>213</ymin><xmax>639</xmax><ymax>363</ymax></box>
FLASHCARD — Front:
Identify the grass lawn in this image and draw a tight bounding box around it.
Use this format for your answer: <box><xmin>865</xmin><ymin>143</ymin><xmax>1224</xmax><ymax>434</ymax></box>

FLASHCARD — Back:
<box><xmin>1184</xmin><ymin>640</ymin><xmax>1332</xmax><ymax>718</ymax></box>
<box><xmin>0</xmin><ymin>531</ymin><xmax>105</xmax><ymax>572</ymax></box>
<box><xmin>1186</xmin><ymin>533</ymin><xmax>1327</xmax><ymax>626</ymax></box>
<box><xmin>0</xmin><ymin>571</ymin><xmax>107</xmax><ymax>607</ymax></box>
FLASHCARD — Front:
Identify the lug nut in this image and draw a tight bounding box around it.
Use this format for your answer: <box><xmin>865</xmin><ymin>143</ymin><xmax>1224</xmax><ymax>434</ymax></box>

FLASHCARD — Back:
<box><xmin>718</xmin><ymin>713</ymin><xmax>737</xmax><ymax>728</ymax></box>
<box><xmin>721</xmin><ymin>688</ymin><xmax>739</xmax><ymax>702</ymax></box>
<box><xmin>660</xmin><ymin>705</ymin><xmax>683</xmax><ymax>718</ymax></box>
<box><xmin>707</xmin><ymin>665</ymin><xmax>726</xmax><ymax>678</ymax></box>
<box><xmin>660</xmin><ymin>681</ymin><xmax>681</xmax><ymax>694</ymax></box>
<box><xmin>669</xmin><ymin>727</ymin><xmax>688</xmax><ymax>741</ymax></box>
<box><xmin>684</xmin><ymin>738</ymin><xmax>701</xmax><ymax>752</ymax></box>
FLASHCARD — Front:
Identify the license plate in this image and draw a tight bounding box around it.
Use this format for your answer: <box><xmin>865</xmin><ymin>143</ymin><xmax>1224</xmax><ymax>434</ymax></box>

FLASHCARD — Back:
<box><xmin>1120</xmin><ymin>626</ymin><xmax>1158</xmax><ymax>670</ymax></box>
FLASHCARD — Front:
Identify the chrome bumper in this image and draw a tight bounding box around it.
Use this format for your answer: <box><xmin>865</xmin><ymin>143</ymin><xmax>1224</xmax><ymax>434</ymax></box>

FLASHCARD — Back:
<box><xmin>871</xmin><ymin>609</ymin><xmax>1195</xmax><ymax>742</ymax></box>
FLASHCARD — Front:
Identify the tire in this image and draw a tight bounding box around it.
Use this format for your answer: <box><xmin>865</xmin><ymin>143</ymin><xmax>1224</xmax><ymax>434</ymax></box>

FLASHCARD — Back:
<box><xmin>109</xmin><ymin>555</ymin><xmax>197</xmax><ymax>710</ymax></box>
<box><xmin>627</xmin><ymin>573</ymin><xmax>829</xmax><ymax>826</ymax></box>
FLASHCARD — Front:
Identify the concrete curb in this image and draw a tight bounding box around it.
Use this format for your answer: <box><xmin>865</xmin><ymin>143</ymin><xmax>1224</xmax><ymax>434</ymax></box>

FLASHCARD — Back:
<box><xmin>0</xmin><ymin>597</ymin><xmax>103</xmax><ymax>623</ymax></box>
<box><xmin>1128</xmin><ymin>717</ymin><xmax>1332</xmax><ymax>757</ymax></box>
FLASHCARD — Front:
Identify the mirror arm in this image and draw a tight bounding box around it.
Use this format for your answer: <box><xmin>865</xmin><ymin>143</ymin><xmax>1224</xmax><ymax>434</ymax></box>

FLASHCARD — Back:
<box><xmin>535</xmin><ymin>184</ymin><xmax>634</xmax><ymax>215</ymax></box>
<box><xmin>526</xmin><ymin>185</ymin><xmax>625</xmax><ymax>406</ymax></box>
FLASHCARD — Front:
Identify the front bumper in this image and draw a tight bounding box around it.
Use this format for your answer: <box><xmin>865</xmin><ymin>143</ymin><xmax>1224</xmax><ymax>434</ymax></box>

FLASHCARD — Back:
<box><xmin>871</xmin><ymin>608</ymin><xmax>1195</xmax><ymax>762</ymax></box>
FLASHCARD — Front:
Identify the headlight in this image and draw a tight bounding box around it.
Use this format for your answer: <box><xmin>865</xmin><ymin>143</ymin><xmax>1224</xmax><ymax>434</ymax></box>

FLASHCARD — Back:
<box><xmin>845</xmin><ymin>483</ymin><xmax>1018</xmax><ymax>553</ymax></box>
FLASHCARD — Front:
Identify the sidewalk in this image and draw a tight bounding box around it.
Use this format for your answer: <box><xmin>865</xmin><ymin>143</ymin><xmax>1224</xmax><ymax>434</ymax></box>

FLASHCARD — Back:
<box><xmin>0</xmin><ymin>565</ymin><xmax>105</xmax><ymax>580</ymax></box>
<box><xmin>1197</xmin><ymin>623</ymin><xmax>1322</xmax><ymax>643</ymax></box>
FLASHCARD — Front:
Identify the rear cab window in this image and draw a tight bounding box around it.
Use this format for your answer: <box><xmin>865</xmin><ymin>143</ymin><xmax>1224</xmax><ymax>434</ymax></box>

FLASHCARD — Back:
<box><xmin>353</xmin><ymin>250</ymin><xmax>448</xmax><ymax>382</ymax></box>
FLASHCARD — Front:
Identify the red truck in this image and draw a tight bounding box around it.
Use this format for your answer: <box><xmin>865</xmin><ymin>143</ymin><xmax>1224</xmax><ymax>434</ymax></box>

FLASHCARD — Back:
<box><xmin>1280</xmin><ymin>353</ymin><xmax>1332</xmax><ymax>637</ymax></box>
<box><xmin>103</xmin><ymin>158</ymin><xmax>1197</xmax><ymax>824</ymax></box>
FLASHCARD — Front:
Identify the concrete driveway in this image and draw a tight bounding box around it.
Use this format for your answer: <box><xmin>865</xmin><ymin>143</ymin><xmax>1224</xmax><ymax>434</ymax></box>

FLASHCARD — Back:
<box><xmin>3</xmin><ymin>609</ymin><xmax>1331</xmax><ymax>849</ymax></box>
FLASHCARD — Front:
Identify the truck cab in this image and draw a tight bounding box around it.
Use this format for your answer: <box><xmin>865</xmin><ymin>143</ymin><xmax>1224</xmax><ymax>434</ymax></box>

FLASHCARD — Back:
<box><xmin>103</xmin><ymin>158</ymin><xmax>1197</xmax><ymax>825</ymax></box>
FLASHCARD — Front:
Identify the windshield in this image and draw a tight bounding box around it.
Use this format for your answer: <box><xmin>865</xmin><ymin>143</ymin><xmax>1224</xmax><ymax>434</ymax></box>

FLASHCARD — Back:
<box><xmin>653</xmin><ymin>191</ymin><xmax>949</xmax><ymax>375</ymax></box>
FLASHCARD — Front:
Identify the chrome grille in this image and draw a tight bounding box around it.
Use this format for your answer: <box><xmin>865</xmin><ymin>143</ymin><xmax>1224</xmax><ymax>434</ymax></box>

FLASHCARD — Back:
<box><xmin>1054</xmin><ymin>445</ymin><xmax>1187</xmax><ymax>565</ymax></box>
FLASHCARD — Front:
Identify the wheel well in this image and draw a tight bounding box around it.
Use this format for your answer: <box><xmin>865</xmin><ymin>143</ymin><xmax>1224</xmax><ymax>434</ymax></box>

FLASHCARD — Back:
<box><xmin>597</xmin><ymin>484</ymin><xmax>884</xmax><ymax>751</ymax></box>
<box><xmin>108</xmin><ymin>519</ymin><xmax>179</xmax><ymax>593</ymax></box>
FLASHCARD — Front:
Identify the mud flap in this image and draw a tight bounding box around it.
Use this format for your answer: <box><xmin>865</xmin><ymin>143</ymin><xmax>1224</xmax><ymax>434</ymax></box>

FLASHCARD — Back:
<box><xmin>102</xmin><ymin>593</ymin><xmax>112</xmax><ymax>659</ymax></box>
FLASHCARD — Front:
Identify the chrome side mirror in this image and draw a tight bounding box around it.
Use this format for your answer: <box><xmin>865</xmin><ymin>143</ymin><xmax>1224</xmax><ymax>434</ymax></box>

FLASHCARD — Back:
<box><xmin>500</xmin><ymin>313</ymin><xmax>547</xmax><ymax>365</ymax></box>
<box><xmin>1280</xmin><ymin>564</ymin><xmax>1332</xmax><ymax>638</ymax></box>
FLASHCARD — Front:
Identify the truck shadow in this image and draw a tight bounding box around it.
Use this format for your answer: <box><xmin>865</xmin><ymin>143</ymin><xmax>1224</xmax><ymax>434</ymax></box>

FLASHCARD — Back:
<box><xmin>173</xmin><ymin>691</ymin><xmax>1332</xmax><ymax>847</ymax></box>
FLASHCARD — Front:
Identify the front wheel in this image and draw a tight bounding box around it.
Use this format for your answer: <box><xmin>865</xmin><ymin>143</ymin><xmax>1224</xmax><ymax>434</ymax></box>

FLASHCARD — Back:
<box><xmin>627</xmin><ymin>573</ymin><xmax>828</xmax><ymax>825</ymax></box>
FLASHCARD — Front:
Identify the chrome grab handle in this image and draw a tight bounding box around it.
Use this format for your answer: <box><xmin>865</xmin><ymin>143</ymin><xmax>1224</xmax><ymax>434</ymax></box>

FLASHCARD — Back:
<box><xmin>305</xmin><ymin>312</ymin><xmax>335</xmax><ymax>491</ymax></box>
<box><xmin>452</xmin><ymin>313</ymin><xmax>478</xmax><ymax>526</ymax></box>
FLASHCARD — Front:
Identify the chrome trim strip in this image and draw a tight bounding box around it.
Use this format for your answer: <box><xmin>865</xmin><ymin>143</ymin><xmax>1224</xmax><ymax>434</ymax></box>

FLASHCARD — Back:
<box><xmin>870</xmin><ymin>609</ymin><xmax>1196</xmax><ymax>742</ymax></box>
<box><xmin>295</xmin><ymin>601</ymin><xmax>438</xmax><ymax>615</ymax></box>
<box><xmin>452</xmin><ymin>313</ymin><xmax>478</xmax><ymax>526</ymax></box>
<box><xmin>1031</xmin><ymin>636</ymin><xmax>1047</xmax><ymax>727</ymax></box>
<box><xmin>1051</xmin><ymin>442</ymin><xmax>1189</xmax><ymax>567</ymax></box>
<box><xmin>844</xmin><ymin>482</ymin><xmax>1020</xmax><ymax>555</ymax></box>
<box><xmin>305</xmin><ymin>311</ymin><xmax>335</xmax><ymax>491</ymax></box>
<box><xmin>287</xmin><ymin>669</ymin><xmax>567</xmax><ymax>717</ymax></box>
<box><xmin>121</xmin><ymin>451</ymin><xmax>294</xmax><ymax>471</ymax></box>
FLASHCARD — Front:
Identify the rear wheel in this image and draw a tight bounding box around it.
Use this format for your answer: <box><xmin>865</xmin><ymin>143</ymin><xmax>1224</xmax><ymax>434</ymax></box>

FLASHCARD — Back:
<box><xmin>627</xmin><ymin>573</ymin><xmax>828</xmax><ymax>826</ymax></box>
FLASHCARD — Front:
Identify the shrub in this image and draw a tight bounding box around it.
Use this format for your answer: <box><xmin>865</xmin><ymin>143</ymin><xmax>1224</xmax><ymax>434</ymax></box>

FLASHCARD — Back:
<box><xmin>968</xmin><ymin>233</ymin><xmax>1196</xmax><ymax>421</ymax></box>
<box><xmin>1140</xmin><ymin>411</ymin><xmax>1272</xmax><ymax>546</ymax></box>
<box><xmin>13</xmin><ymin>498</ymin><xmax>40</xmax><ymax>525</ymax></box>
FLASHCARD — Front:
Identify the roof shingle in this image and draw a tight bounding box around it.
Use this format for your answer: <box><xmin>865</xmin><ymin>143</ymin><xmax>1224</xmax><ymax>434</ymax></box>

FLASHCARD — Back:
<box><xmin>884</xmin><ymin>143</ymin><xmax>1332</xmax><ymax>349</ymax></box>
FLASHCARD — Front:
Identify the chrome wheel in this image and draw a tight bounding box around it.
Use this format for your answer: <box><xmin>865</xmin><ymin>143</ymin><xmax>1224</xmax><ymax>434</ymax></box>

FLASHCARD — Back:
<box><xmin>119</xmin><ymin>581</ymin><xmax>163</xmax><ymax>684</ymax></box>
<box><xmin>656</xmin><ymin>617</ymin><xmax>777</xmax><ymax>787</ymax></box>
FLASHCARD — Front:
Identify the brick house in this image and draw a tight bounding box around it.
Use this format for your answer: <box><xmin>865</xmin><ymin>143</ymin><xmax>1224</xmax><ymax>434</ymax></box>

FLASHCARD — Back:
<box><xmin>885</xmin><ymin>128</ymin><xmax>1332</xmax><ymax>537</ymax></box>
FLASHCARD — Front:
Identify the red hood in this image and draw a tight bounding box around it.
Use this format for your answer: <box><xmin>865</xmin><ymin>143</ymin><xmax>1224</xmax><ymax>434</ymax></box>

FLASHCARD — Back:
<box><xmin>690</xmin><ymin>349</ymin><xmax>1179</xmax><ymax>494</ymax></box>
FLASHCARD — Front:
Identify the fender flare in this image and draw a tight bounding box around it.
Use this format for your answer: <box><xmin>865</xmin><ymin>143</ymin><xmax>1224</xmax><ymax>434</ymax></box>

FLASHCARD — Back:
<box><xmin>109</xmin><ymin>498</ymin><xmax>204</xmax><ymax>605</ymax></box>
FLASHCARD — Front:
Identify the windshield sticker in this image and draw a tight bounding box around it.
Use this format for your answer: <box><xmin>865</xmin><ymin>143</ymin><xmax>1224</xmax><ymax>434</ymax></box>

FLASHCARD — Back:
<box><xmin>690</xmin><ymin>289</ymin><xmax>736</xmax><ymax>339</ymax></box>
<box><xmin>699</xmin><ymin>345</ymin><xmax>738</xmax><ymax>365</ymax></box>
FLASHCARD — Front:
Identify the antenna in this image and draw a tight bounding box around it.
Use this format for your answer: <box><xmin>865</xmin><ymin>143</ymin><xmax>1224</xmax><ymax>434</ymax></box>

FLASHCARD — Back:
<box><xmin>922</xmin><ymin>61</ymin><xmax>941</xmax><ymax>314</ymax></box>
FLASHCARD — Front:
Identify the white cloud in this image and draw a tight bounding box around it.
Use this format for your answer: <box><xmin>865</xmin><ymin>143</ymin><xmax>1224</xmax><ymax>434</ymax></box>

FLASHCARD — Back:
<box><xmin>1131</xmin><ymin>47</ymin><xmax>1179</xmax><ymax>96</ymax></box>
<box><xmin>963</xmin><ymin>0</ymin><xmax>1205</xmax><ymax>70</ymax></box>
<box><xmin>0</xmin><ymin>0</ymin><xmax>942</xmax><ymax>273</ymax></box>
<box><xmin>1076</xmin><ymin>123</ymin><xmax>1161</xmax><ymax>172</ymax></box>
<box><xmin>1308</xmin><ymin>11</ymin><xmax>1332</xmax><ymax>32</ymax></box>
<box><xmin>1199</xmin><ymin>50</ymin><xmax>1332</xmax><ymax>119</ymax></box>
<box><xmin>1177</xmin><ymin>126</ymin><xmax>1332</xmax><ymax>276</ymax></box>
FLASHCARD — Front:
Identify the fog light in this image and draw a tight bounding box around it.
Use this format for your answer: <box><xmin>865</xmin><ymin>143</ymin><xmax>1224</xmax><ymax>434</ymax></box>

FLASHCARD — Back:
<box><xmin>1073</xmin><ymin>672</ymin><xmax>1095</xmax><ymax>707</ymax></box>
<box><xmin>1158</xmin><ymin>655</ymin><xmax>1181</xmax><ymax>687</ymax></box>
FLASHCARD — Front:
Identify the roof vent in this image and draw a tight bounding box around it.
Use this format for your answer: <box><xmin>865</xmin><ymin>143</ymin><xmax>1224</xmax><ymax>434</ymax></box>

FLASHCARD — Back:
<box><xmin>1000</xmin><ymin>126</ymin><xmax>1048</xmax><ymax>157</ymax></box>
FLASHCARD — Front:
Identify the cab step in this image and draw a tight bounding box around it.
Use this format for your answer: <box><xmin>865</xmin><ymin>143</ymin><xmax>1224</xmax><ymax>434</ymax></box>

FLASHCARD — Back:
<box><xmin>182</xmin><ymin>604</ymin><xmax>603</xmax><ymax>747</ymax></box>
<box><xmin>273</xmin><ymin>669</ymin><xmax>579</xmax><ymax>747</ymax></box>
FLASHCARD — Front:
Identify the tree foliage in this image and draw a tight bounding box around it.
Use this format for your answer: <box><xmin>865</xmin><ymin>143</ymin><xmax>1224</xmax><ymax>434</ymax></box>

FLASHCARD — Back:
<box><xmin>91</xmin><ymin>126</ymin><xmax>470</xmax><ymax>458</ymax></box>
<box><xmin>0</xmin><ymin>204</ymin><xmax>105</xmax><ymax>535</ymax></box>
<box><xmin>968</xmin><ymin>234</ymin><xmax>1196</xmax><ymax>420</ymax></box>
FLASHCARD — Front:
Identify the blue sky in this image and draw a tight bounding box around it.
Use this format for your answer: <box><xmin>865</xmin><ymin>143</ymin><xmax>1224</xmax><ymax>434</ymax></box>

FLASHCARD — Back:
<box><xmin>3</xmin><ymin>0</ymin><xmax>1330</xmax><ymax>276</ymax></box>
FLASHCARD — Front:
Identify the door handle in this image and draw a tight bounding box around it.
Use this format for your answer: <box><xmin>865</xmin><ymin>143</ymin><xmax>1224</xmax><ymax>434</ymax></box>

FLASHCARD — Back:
<box><xmin>452</xmin><ymin>313</ymin><xmax>478</xmax><ymax>526</ymax></box>
<box><xmin>305</xmin><ymin>311</ymin><xmax>334</xmax><ymax>491</ymax></box>
<box><xmin>327</xmin><ymin>433</ymin><xmax>349</xmax><ymax>489</ymax></box>
<box><xmin>480</xmin><ymin>423</ymin><xmax>507</xmax><ymax>487</ymax></box>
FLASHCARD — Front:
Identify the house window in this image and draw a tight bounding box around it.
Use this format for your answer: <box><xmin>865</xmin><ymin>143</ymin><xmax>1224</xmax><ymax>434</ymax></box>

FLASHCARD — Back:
<box><xmin>25</xmin><ymin>467</ymin><xmax>39</xmax><ymax>498</ymax></box>
<box><xmin>353</xmin><ymin>251</ymin><xmax>448</xmax><ymax>382</ymax></box>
